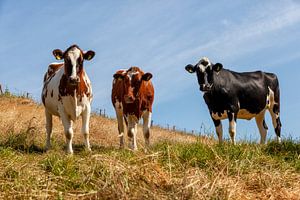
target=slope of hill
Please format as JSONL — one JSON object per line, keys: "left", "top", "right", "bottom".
{"left": 0, "top": 95, "right": 299, "bottom": 199}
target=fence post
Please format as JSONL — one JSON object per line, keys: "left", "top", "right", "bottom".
{"left": 151, "top": 120, "right": 153, "bottom": 127}
{"left": 0, "top": 84, "right": 2, "bottom": 95}
{"left": 172, "top": 126, "right": 176, "bottom": 131}
{"left": 99, "top": 109, "right": 102, "bottom": 116}
{"left": 103, "top": 109, "right": 106, "bottom": 117}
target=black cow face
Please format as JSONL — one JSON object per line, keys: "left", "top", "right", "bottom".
{"left": 185, "top": 57, "right": 223, "bottom": 92}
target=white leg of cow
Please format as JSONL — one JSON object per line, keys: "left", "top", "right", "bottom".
{"left": 127, "top": 115, "right": 138, "bottom": 150}
{"left": 81, "top": 104, "right": 91, "bottom": 151}
{"left": 142, "top": 111, "right": 152, "bottom": 148}
{"left": 45, "top": 110, "right": 53, "bottom": 151}
{"left": 61, "top": 113, "right": 74, "bottom": 154}
{"left": 255, "top": 111, "right": 268, "bottom": 144}
{"left": 115, "top": 102, "right": 125, "bottom": 148}
{"left": 212, "top": 119, "right": 223, "bottom": 144}
{"left": 228, "top": 112, "right": 236, "bottom": 145}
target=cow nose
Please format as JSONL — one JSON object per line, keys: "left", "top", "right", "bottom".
{"left": 200, "top": 84, "right": 211, "bottom": 91}
{"left": 68, "top": 76, "right": 80, "bottom": 85}
{"left": 124, "top": 95, "right": 135, "bottom": 103}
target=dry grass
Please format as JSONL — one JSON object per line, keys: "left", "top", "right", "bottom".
{"left": 0, "top": 95, "right": 299, "bottom": 199}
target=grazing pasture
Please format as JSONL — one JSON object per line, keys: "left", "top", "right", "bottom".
{"left": 0, "top": 94, "right": 299, "bottom": 199}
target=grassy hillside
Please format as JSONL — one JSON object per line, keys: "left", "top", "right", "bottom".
{"left": 0, "top": 94, "right": 299, "bottom": 199}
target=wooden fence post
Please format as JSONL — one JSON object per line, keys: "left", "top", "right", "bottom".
{"left": 0, "top": 84, "right": 3, "bottom": 95}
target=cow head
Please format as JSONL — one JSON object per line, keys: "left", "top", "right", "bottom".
{"left": 113, "top": 67, "right": 152, "bottom": 104}
{"left": 53, "top": 45, "right": 95, "bottom": 86}
{"left": 185, "top": 57, "right": 223, "bottom": 92}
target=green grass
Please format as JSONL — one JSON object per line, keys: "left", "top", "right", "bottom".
{"left": 0, "top": 123, "right": 299, "bottom": 199}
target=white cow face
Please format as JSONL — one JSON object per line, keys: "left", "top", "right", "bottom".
{"left": 52, "top": 45, "right": 95, "bottom": 86}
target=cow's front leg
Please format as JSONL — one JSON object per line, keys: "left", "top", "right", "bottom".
{"left": 142, "top": 111, "right": 152, "bottom": 148}
{"left": 228, "top": 111, "right": 237, "bottom": 145}
{"left": 61, "top": 114, "right": 74, "bottom": 154}
{"left": 82, "top": 104, "right": 91, "bottom": 151}
{"left": 115, "top": 101, "right": 125, "bottom": 148}
{"left": 45, "top": 110, "right": 53, "bottom": 151}
{"left": 212, "top": 118, "right": 223, "bottom": 144}
{"left": 127, "top": 115, "right": 138, "bottom": 150}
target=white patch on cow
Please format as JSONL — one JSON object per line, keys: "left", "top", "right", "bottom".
{"left": 67, "top": 47, "right": 81, "bottom": 79}
{"left": 127, "top": 70, "right": 140, "bottom": 80}
{"left": 197, "top": 57, "right": 212, "bottom": 72}
{"left": 127, "top": 114, "right": 138, "bottom": 150}
{"left": 142, "top": 110, "right": 152, "bottom": 147}
{"left": 228, "top": 113, "right": 236, "bottom": 144}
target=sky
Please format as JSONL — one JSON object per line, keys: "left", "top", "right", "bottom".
{"left": 1, "top": 0, "right": 300, "bottom": 142}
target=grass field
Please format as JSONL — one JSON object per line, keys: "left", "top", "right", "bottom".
{"left": 0, "top": 94, "right": 299, "bottom": 199}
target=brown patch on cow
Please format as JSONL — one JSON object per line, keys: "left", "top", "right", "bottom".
{"left": 59, "top": 70, "right": 90, "bottom": 100}
{"left": 44, "top": 63, "right": 64, "bottom": 82}
{"left": 111, "top": 67, "right": 154, "bottom": 119}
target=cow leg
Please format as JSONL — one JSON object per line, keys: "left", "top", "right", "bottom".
{"left": 45, "top": 110, "right": 53, "bottom": 151}
{"left": 127, "top": 115, "right": 138, "bottom": 150}
{"left": 115, "top": 102, "right": 125, "bottom": 148}
{"left": 228, "top": 112, "right": 237, "bottom": 145}
{"left": 81, "top": 104, "right": 91, "bottom": 151}
{"left": 212, "top": 118, "right": 223, "bottom": 144}
{"left": 255, "top": 111, "right": 268, "bottom": 144}
{"left": 269, "top": 106, "right": 282, "bottom": 143}
{"left": 61, "top": 114, "right": 74, "bottom": 154}
{"left": 142, "top": 111, "right": 152, "bottom": 148}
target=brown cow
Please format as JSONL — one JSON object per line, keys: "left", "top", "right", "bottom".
{"left": 111, "top": 67, "right": 154, "bottom": 150}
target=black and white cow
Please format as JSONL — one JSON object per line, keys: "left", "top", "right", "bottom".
{"left": 185, "top": 57, "right": 281, "bottom": 144}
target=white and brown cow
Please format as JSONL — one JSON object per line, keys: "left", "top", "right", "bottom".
{"left": 112, "top": 67, "right": 154, "bottom": 150}
{"left": 42, "top": 45, "right": 95, "bottom": 153}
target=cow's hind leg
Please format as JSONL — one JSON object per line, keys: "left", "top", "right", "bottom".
{"left": 255, "top": 110, "right": 268, "bottom": 144}
{"left": 269, "top": 105, "right": 282, "bottom": 143}
{"left": 115, "top": 101, "right": 125, "bottom": 148}
{"left": 228, "top": 112, "right": 237, "bottom": 145}
{"left": 142, "top": 111, "right": 152, "bottom": 148}
{"left": 45, "top": 110, "right": 53, "bottom": 151}
{"left": 212, "top": 118, "right": 223, "bottom": 144}
{"left": 82, "top": 104, "right": 91, "bottom": 151}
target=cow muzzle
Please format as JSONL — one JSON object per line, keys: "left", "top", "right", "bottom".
{"left": 200, "top": 84, "right": 213, "bottom": 92}
{"left": 124, "top": 95, "right": 135, "bottom": 104}
{"left": 68, "top": 76, "right": 80, "bottom": 85}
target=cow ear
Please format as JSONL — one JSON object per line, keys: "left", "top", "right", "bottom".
{"left": 113, "top": 73, "right": 124, "bottom": 80}
{"left": 142, "top": 73, "right": 152, "bottom": 81}
{"left": 213, "top": 63, "right": 223, "bottom": 72}
{"left": 84, "top": 50, "right": 95, "bottom": 61}
{"left": 185, "top": 64, "right": 195, "bottom": 73}
{"left": 53, "top": 49, "right": 63, "bottom": 60}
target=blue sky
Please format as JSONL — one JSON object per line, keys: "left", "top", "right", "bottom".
{"left": 1, "top": 0, "right": 300, "bottom": 141}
